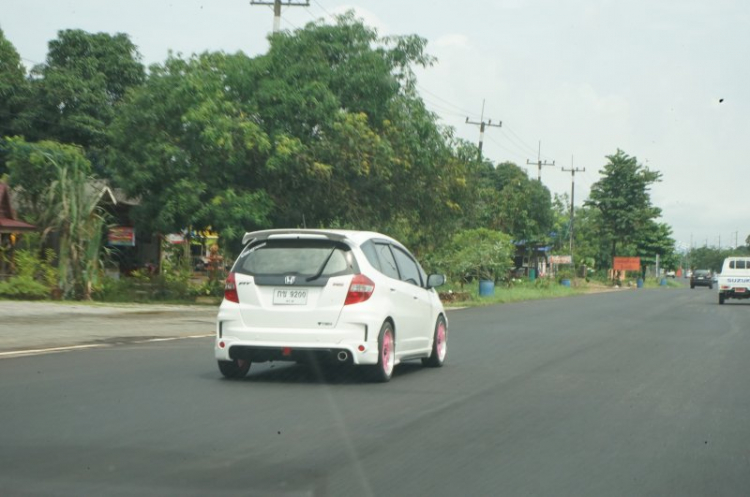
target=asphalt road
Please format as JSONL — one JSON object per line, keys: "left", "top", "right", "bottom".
{"left": 1, "top": 285, "right": 748, "bottom": 496}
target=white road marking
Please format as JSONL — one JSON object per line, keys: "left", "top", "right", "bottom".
{"left": 0, "top": 334, "right": 215, "bottom": 359}
{"left": 0, "top": 343, "right": 108, "bottom": 358}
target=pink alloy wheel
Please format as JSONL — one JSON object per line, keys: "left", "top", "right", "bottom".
{"left": 436, "top": 321, "right": 447, "bottom": 361}
{"left": 382, "top": 330, "right": 394, "bottom": 375}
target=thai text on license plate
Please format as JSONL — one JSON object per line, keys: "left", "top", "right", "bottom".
{"left": 273, "top": 288, "right": 308, "bottom": 305}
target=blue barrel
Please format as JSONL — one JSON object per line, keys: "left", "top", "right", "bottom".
{"left": 478, "top": 279, "right": 495, "bottom": 296}
{"left": 561, "top": 278, "right": 571, "bottom": 287}
{"left": 660, "top": 278, "right": 667, "bottom": 286}
{"left": 636, "top": 278, "right": 644, "bottom": 288}
{"left": 529, "top": 269, "right": 536, "bottom": 281}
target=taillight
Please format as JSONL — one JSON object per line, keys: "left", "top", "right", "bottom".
{"left": 345, "top": 274, "right": 375, "bottom": 305}
{"left": 224, "top": 272, "right": 239, "bottom": 303}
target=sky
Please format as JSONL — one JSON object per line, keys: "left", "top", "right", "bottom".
{"left": 2, "top": 0, "right": 749, "bottom": 250}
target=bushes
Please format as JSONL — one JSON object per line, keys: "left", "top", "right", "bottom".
{"left": 0, "top": 276, "right": 50, "bottom": 300}
{"left": 0, "top": 249, "right": 59, "bottom": 300}
{"left": 93, "top": 272, "right": 196, "bottom": 302}
{"left": 433, "top": 228, "right": 515, "bottom": 287}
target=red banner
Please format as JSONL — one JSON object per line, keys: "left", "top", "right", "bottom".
{"left": 613, "top": 257, "right": 640, "bottom": 271}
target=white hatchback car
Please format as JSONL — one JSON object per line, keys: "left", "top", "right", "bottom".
{"left": 215, "top": 229, "right": 448, "bottom": 382}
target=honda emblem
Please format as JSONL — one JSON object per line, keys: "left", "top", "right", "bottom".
{"left": 285, "top": 275, "right": 296, "bottom": 285}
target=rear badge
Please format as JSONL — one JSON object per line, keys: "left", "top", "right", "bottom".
{"left": 285, "top": 275, "right": 296, "bottom": 285}
{"left": 317, "top": 322, "right": 333, "bottom": 327}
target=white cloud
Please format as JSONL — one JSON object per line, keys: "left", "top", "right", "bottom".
{"left": 576, "top": 84, "right": 630, "bottom": 117}
{"left": 434, "top": 34, "right": 470, "bottom": 49}
{"left": 332, "top": 5, "right": 388, "bottom": 36}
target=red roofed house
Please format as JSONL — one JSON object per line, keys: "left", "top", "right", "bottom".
{"left": 0, "top": 183, "right": 36, "bottom": 278}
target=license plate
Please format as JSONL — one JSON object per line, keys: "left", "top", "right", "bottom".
{"left": 273, "top": 288, "right": 308, "bottom": 305}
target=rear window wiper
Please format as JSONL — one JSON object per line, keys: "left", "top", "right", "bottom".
{"left": 306, "top": 248, "right": 337, "bottom": 282}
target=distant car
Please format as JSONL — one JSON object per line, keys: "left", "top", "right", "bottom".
{"left": 685, "top": 270, "right": 693, "bottom": 279}
{"left": 665, "top": 270, "right": 676, "bottom": 278}
{"left": 690, "top": 269, "right": 713, "bottom": 289}
{"left": 215, "top": 229, "right": 448, "bottom": 382}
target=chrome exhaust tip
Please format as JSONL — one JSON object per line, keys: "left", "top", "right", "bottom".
{"left": 336, "top": 350, "right": 349, "bottom": 362}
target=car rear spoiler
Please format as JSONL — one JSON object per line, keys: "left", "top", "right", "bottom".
{"left": 242, "top": 229, "right": 350, "bottom": 246}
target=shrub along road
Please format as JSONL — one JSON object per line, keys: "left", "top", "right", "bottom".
{"left": 0, "top": 284, "right": 746, "bottom": 496}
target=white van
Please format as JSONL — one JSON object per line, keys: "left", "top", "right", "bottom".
{"left": 717, "top": 257, "right": 750, "bottom": 304}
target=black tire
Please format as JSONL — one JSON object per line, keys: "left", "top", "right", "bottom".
{"left": 708, "top": 284, "right": 713, "bottom": 290}
{"left": 422, "top": 315, "right": 447, "bottom": 368}
{"left": 218, "top": 358, "right": 251, "bottom": 379}
{"left": 719, "top": 293, "right": 725, "bottom": 305}
{"left": 690, "top": 284, "right": 695, "bottom": 289}
{"left": 370, "top": 321, "right": 395, "bottom": 383}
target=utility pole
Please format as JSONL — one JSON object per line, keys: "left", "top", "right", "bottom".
{"left": 561, "top": 156, "right": 585, "bottom": 258}
{"left": 526, "top": 141, "right": 555, "bottom": 181}
{"left": 465, "top": 99, "right": 501, "bottom": 161}
{"left": 250, "top": 0, "right": 309, "bottom": 33}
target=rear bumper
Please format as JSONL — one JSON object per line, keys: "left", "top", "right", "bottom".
{"left": 215, "top": 300, "right": 384, "bottom": 365}
{"left": 215, "top": 337, "right": 379, "bottom": 365}
{"left": 719, "top": 289, "right": 750, "bottom": 299}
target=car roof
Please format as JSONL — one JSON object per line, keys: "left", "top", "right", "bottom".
{"left": 241, "top": 229, "right": 399, "bottom": 247}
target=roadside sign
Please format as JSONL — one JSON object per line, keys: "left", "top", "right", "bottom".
{"left": 107, "top": 226, "right": 135, "bottom": 246}
{"left": 613, "top": 257, "right": 640, "bottom": 271}
{"left": 549, "top": 255, "right": 572, "bottom": 264}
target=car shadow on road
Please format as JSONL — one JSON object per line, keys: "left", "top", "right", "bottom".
{"left": 225, "top": 361, "right": 428, "bottom": 385}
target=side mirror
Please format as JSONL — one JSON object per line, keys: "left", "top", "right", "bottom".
{"left": 427, "top": 274, "right": 446, "bottom": 288}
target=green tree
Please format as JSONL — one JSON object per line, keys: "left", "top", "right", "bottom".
{"left": 438, "top": 228, "right": 515, "bottom": 284}
{"left": 6, "top": 138, "right": 106, "bottom": 299}
{"left": 571, "top": 205, "right": 611, "bottom": 270}
{"left": 585, "top": 149, "right": 662, "bottom": 264}
{"left": 20, "top": 29, "right": 145, "bottom": 158}
{"left": 109, "top": 52, "right": 273, "bottom": 247}
{"left": 636, "top": 220, "right": 678, "bottom": 273}
{"left": 5, "top": 136, "right": 92, "bottom": 222}
{"left": 0, "top": 28, "right": 30, "bottom": 175}
{"left": 0, "top": 28, "right": 28, "bottom": 140}
{"left": 474, "top": 161, "right": 554, "bottom": 243}
{"left": 108, "top": 15, "right": 464, "bottom": 255}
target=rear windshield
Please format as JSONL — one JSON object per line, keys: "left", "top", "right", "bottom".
{"left": 233, "top": 240, "right": 356, "bottom": 277}
{"left": 729, "top": 260, "right": 748, "bottom": 269}
{"left": 694, "top": 270, "right": 710, "bottom": 276}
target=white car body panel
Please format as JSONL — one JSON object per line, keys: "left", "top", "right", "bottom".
{"left": 215, "top": 229, "right": 446, "bottom": 367}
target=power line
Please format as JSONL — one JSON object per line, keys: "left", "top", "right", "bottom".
{"left": 250, "top": 0, "right": 309, "bottom": 33}
{"left": 21, "top": 57, "right": 42, "bottom": 66}
{"left": 303, "top": 5, "right": 321, "bottom": 21}
{"left": 526, "top": 141, "right": 555, "bottom": 182}
{"left": 312, "top": 0, "right": 334, "bottom": 19}
{"left": 562, "top": 156, "right": 585, "bottom": 258}
{"left": 420, "top": 97, "right": 469, "bottom": 119}
{"left": 485, "top": 134, "right": 527, "bottom": 162}
{"left": 465, "top": 99, "right": 501, "bottom": 161}
{"left": 416, "top": 84, "right": 478, "bottom": 117}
